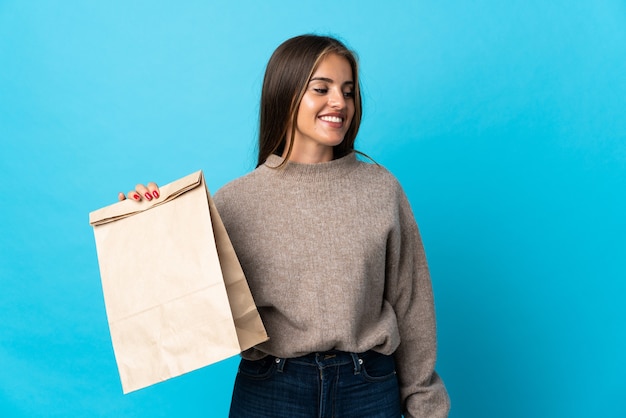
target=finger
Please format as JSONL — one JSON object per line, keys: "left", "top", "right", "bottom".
{"left": 128, "top": 190, "right": 142, "bottom": 201}
{"left": 135, "top": 184, "right": 153, "bottom": 201}
{"left": 147, "top": 182, "right": 160, "bottom": 199}
{"left": 118, "top": 192, "right": 126, "bottom": 201}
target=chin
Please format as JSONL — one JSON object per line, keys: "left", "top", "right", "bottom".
{"left": 326, "top": 136, "right": 346, "bottom": 147}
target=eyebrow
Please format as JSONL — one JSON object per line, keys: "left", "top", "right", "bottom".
{"left": 309, "top": 77, "right": 354, "bottom": 86}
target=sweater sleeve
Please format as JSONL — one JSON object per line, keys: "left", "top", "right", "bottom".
{"left": 386, "top": 186, "right": 450, "bottom": 418}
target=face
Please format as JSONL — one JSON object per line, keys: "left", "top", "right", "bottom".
{"left": 290, "top": 53, "right": 356, "bottom": 162}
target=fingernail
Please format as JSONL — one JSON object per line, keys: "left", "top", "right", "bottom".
{"left": 133, "top": 194, "right": 140, "bottom": 200}
{"left": 152, "top": 191, "right": 159, "bottom": 199}
{"left": 145, "top": 192, "right": 153, "bottom": 201}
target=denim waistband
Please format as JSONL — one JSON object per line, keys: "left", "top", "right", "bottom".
{"left": 272, "top": 350, "right": 386, "bottom": 374}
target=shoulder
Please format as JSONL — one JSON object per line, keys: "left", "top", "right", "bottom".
{"left": 212, "top": 167, "right": 262, "bottom": 214}
{"left": 213, "top": 167, "right": 274, "bottom": 233}
{"left": 214, "top": 165, "right": 266, "bottom": 201}
{"left": 352, "top": 157, "right": 419, "bottom": 224}
{"left": 353, "top": 156, "right": 406, "bottom": 197}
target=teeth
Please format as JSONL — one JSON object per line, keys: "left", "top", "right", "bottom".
{"left": 320, "top": 116, "right": 342, "bottom": 123}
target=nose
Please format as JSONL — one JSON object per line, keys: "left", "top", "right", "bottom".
{"left": 328, "top": 88, "right": 346, "bottom": 109}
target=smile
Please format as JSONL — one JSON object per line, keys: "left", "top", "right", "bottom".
{"left": 319, "top": 115, "right": 343, "bottom": 123}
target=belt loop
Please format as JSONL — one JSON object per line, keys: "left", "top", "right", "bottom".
{"left": 350, "top": 352, "right": 362, "bottom": 375}
{"left": 275, "top": 357, "right": 286, "bottom": 373}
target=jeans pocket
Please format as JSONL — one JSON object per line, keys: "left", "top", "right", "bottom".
{"left": 360, "top": 353, "right": 397, "bottom": 383}
{"left": 237, "top": 357, "right": 277, "bottom": 380}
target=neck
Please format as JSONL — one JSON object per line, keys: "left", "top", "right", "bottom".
{"left": 283, "top": 143, "right": 334, "bottom": 164}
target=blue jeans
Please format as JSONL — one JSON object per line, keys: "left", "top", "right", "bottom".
{"left": 229, "top": 350, "right": 402, "bottom": 418}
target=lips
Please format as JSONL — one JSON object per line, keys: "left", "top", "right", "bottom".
{"left": 318, "top": 113, "right": 347, "bottom": 129}
{"left": 319, "top": 115, "right": 343, "bottom": 123}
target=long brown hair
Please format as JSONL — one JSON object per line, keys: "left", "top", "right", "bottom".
{"left": 257, "top": 35, "right": 362, "bottom": 167}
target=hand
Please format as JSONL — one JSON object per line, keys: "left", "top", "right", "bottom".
{"left": 118, "top": 182, "right": 160, "bottom": 202}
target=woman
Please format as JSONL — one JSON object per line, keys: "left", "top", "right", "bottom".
{"left": 121, "top": 34, "right": 450, "bottom": 418}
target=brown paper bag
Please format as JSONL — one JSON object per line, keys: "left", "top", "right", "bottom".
{"left": 89, "top": 170, "right": 268, "bottom": 394}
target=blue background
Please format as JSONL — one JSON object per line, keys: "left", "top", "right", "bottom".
{"left": 1, "top": 1, "right": 625, "bottom": 417}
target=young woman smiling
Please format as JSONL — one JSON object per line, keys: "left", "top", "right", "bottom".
{"left": 119, "top": 34, "right": 450, "bottom": 418}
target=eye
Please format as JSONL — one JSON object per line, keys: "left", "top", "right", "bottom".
{"left": 313, "top": 88, "right": 328, "bottom": 94}
{"left": 343, "top": 91, "right": 355, "bottom": 99}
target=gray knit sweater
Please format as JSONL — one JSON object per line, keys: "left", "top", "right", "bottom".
{"left": 213, "top": 152, "right": 450, "bottom": 418}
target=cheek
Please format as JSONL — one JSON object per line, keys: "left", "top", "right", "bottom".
{"left": 296, "top": 99, "right": 313, "bottom": 125}
{"left": 346, "top": 103, "right": 356, "bottom": 125}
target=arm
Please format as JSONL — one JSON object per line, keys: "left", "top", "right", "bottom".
{"left": 386, "top": 188, "right": 450, "bottom": 418}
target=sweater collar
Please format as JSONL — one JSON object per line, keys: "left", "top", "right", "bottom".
{"left": 262, "top": 152, "right": 359, "bottom": 182}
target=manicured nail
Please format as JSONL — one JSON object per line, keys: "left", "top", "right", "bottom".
{"left": 152, "top": 191, "right": 159, "bottom": 199}
{"left": 133, "top": 194, "right": 140, "bottom": 201}
{"left": 144, "top": 192, "right": 153, "bottom": 201}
